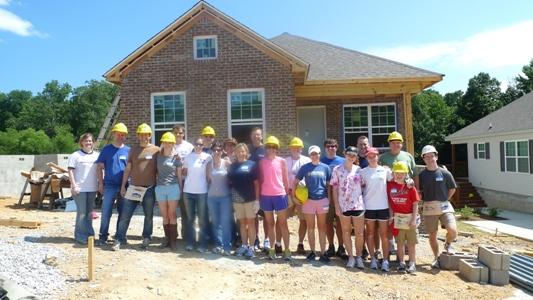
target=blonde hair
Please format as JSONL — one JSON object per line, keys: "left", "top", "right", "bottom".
{"left": 234, "top": 143, "right": 249, "bottom": 156}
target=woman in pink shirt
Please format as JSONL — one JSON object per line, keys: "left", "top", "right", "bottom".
{"left": 259, "top": 136, "right": 290, "bottom": 261}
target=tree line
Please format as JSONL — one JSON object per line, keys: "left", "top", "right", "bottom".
{"left": 0, "top": 60, "right": 531, "bottom": 155}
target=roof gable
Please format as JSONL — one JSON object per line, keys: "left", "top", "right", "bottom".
{"left": 446, "top": 91, "right": 533, "bottom": 141}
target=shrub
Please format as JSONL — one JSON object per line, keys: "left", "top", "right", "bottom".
{"left": 487, "top": 207, "right": 501, "bottom": 218}
{"left": 457, "top": 206, "right": 478, "bottom": 220}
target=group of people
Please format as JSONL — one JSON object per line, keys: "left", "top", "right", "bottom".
{"left": 67, "top": 123, "right": 459, "bottom": 273}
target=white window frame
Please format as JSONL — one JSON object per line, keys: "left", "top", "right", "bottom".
{"left": 504, "top": 140, "right": 530, "bottom": 173}
{"left": 477, "top": 143, "right": 486, "bottom": 159}
{"left": 150, "top": 91, "right": 187, "bottom": 144}
{"left": 227, "top": 88, "right": 266, "bottom": 138}
{"left": 342, "top": 103, "right": 397, "bottom": 149}
{"left": 193, "top": 35, "right": 218, "bottom": 60}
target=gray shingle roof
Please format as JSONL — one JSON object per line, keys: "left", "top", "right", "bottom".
{"left": 446, "top": 91, "right": 533, "bottom": 141}
{"left": 269, "top": 33, "right": 443, "bottom": 82}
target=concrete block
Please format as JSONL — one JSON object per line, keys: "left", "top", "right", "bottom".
{"left": 439, "top": 252, "right": 477, "bottom": 270}
{"left": 489, "top": 269, "right": 510, "bottom": 286}
{"left": 459, "top": 259, "right": 489, "bottom": 283}
{"left": 478, "top": 245, "right": 510, "bottom": 270}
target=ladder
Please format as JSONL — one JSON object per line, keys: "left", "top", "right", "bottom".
{"left": 95, "top": 93, "right": 121, "bottom": 150}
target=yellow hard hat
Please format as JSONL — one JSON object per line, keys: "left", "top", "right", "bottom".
{"left": 136, "top": 123, "right": 152, "bottom": 134}
{"left": 201, "top": 126, "right": 216, "bottom": 137}
{"left": 387, "top": 131, "right": 404, "bottom": 142}
{"left": 265, "top": 135, "right": 280, "bottom": 148}
{"left": 294, "top": 186, "right": 308, "bottom": 205}
{"left": 289, "top": 137, "right": 304, "bottom": 148}
{"left": 392, "top": 161, "right": 409, "bottom": 173}
{"left": 111, "top": 122, "right": 128, "bottom": 134}
{"left": 160, "top": 132, "right": 176, "bottom": 144}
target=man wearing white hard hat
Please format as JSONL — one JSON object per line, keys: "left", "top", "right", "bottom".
{"left": 418, "top": 145, "right": 458, "bottom": 269}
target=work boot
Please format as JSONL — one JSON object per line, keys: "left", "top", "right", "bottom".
{"left": 169, "top": 224, "right": 178, "bottom": 251}
{"left": 160, "top": 224, "right": 170, "bottom": 248}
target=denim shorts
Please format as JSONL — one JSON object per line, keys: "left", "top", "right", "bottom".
{"left": 155, "top": 184, "right": 180, "bottom": 202}
{"left": 259, "top": 195, "right": 289, "bottom": 212}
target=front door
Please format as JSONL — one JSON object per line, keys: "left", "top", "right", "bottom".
{"left": 297, "top": 106, "right": 326, "bottom": 153}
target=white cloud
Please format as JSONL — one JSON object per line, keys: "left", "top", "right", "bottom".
{"left": 0, "top": 0, "right": 10, "bottom": 6}
{"left": 370, "top": 20, "right": 533, "bottom": 69}
{"left": 0, "top": 1, "right": 44, "bottom": 37}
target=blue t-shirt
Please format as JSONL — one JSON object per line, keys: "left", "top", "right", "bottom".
{"left": 95, "top": 144, "right": 130, "bottom": 187}
{"left": 296, "top": 162, "right": 331, "bottom": 200}
{"left": 228, "top": 160, "right": 258, "bottom": 202}
{"left": 358, "top": 156, "right": 369, "bottom": 168}
{"left": 248, "top": 144, "right": 266, "bottom": 164}
{"left": 320, "top": 155, "right": 345, "bottom": 172}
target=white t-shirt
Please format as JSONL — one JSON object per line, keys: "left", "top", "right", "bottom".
{"left": 360, "top": 165, "right": 392, "bottom": 210}
{"left": 68, "top": 150, "right": 99, "bottom": 192}
{"left": 285, "top": 155, "right": 311, "bottom": 187}
{"left": 172, "top": 140, "right": 194, "bottom": 162}
{"left": 183, "top": 152, "right": 211, "bottom": 194}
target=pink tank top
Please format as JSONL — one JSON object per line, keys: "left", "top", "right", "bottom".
{"left": 260, "top": 156, "right": 286, "bottom": 196}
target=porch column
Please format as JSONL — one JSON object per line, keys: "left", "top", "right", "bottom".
{"left": 451, "top": 143, "right": 456, "bottom": 173}
{"left": 402, "top": 92, "right": 415, "bottom": 154}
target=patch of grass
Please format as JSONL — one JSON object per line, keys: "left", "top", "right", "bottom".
{"left": 456, "top": 206, "right": 479, "bottom": 220}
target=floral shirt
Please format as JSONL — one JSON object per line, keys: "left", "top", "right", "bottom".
{"left": 330, "top": 164, "right": 364, "bottom": 212}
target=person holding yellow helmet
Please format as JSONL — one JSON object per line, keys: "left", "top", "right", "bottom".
{"left": 259, "top": 135, "right": 291, "bottom": 260}
{"left": 284, "top": 137, "right": 311, "bottom": 255}
{"left": 114, "top": 123, "right": 160, "bottom": 251}
{"left": 155, "top": 132, "right": 183, "bottom": 251}
{"left": 95, "top": 122, "right": 130, "bottom": 246}
{"left": 201, "top": 126, "right": 216, "bottom": 154}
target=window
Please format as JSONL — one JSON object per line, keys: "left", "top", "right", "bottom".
{"left": 343, "top": 104, "right": 396, "bottom": 148}
{"left": 505, "top": 141, "right": 529, "bottom": 173}
{"left": 193, "top": 35, "right": 217, "bottom": 60}
{"left": 477, "top": 143, "right": 486, "bottom": 159}
{"left": 228, "top": 89, "right": 264, "bottom": 143}
{"left": 151, "top": 92, "right": 186, "bottom": 145}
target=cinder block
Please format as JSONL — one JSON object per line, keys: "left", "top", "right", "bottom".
{"left": 439, "top": 252, "right": 477, "bottom": 270}
{"left": 478, "top": 245, "right": 511, "bottom": 270}
{"left": 459, "top": 259, "right": 489, "bottom": 283}
{"left": 489, "top": 269, "right": 510, "bottom": 286}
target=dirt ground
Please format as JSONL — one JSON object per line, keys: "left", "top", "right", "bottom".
{"left": 1, "top": 197, "right": 531, "bottom": 300}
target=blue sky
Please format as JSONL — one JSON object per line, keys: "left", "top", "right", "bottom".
{"left": 1, "top": 0, "right": 532, "bottom": 95}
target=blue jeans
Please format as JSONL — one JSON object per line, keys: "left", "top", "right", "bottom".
{"left": 99, "top": 185, "right": 123, "bottom": 242}
{"left": 183, "top": 193, "right": 208, "bottom": 249}
{"left": 207, "top": 195, "right": 233, "bottom": 251}
{"left": 73, "top": 192, "right": 96, "bottom": 243}
{"left": 115, "top": 186, "right": 156, "bottom": 243}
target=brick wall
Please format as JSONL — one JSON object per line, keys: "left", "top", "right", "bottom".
{"left": 118, "top": 16, "right": 296, "bottom": 147}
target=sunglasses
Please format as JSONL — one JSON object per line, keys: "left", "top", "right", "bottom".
{"left": 326, "top": 145, "right": 338, "bottom": 149}
{"left": 195, "top": 143, "right": 203, "bottom": 147}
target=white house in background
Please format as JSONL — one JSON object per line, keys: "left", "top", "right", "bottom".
{"left": 446, "top": 92, "right": 533, "bottom": 213}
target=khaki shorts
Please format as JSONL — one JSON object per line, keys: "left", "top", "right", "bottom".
{"left": 233, "top": 201, "right": 259, "bottom": 220}
{"left": 396, "top": 228, "right": 418, "bottom": 244}
{"left": 423, "top": 212, "right": 456, "bottom": 233}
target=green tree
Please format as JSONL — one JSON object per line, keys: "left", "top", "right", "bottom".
{"left": 0, "top": 90, "right": 33, "bottom": 131}
{"left": 0, "top": 129, "right": 20, "bottom": 154}
{"left": 411, "top": 90, "right": 453, "bottom": 158}
{"left": 51, "top": 125, "right": 77, "bottom": 153}
{"left": 516, "top": 58, "right": 533, "bottom": 94}
{"left": 457, "top": 73, "right": 503, "bottom": 127}
{"left": 18, "top": 129, "right": 54, "bottom": 154}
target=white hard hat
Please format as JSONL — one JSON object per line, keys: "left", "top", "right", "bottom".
{"left": 421, "top": 145, "right": 438, "bottom": 157}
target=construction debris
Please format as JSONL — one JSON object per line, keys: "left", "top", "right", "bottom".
{"left": 0, "top": 218, "right": 42, "bottom": 229}
{"left": 19, "top": 162, "right": 71, "bottom": 209}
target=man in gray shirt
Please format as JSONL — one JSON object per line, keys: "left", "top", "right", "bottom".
{"left": 418, "top": 145, "right": 457, "bottom": 269}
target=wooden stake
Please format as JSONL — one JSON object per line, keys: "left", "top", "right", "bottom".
{"left": 88, "top": 236, "right": 94, "bottom": 281}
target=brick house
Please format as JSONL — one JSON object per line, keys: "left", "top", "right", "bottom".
{"left": 104, "top": 1, "right": 443, "bottom": 153}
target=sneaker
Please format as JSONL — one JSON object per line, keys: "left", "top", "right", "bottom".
{"left": 221, "top": 249, "right": 231, "bottom": 256}
{"left": 431, "top": 258, "right": 440, "bottom": 269}
{"left": 111, "top": 241, "right": 121, "bottom": 251}
{"left": 355, "top": 256, "right": 365, "bottom": 270}
{"left": 319, "top": 254, "right": 331, "bottom": 264}
{"left": 275, "top": 244, "right": 283, "bottom": 256}
{"left": 95, "top": 239, "right": 106, "bottom": 247}
{"left": 306, "top": 251, "right": 317, "bottom": 261}
{"left": 374, "top": 250, "right": 382, "bottom": 259}
{"left": 197, "top": 247, "right": 206, "bottom": 253}
{"left": 346, "top": 256, "right": 356, "bottom": 268}
{"left": 263, "top": 239, "right": 271, "bottom": 252}
{"left": 235, "top": 245, "right": 247, "bottom": 257}
{"left": 141, "top": 238, "right": 150, "bottom": 249}
{"left": 398, "top": 262, "right": 406, "bottom": 273}
{"left": 283, "top": 249, "right": 292, "bottom": 261}
{"left": 336, "top": 245, "right": 348, "bottom": 260}
{"left": 362, "top": 248, "right": 369, "bottom": 260}
{"left": 444, "top": 242, "right": 455, "bottom": 255}
{"left": 185, "top": 245, "right": 194, "bottom": 252}
{"left": 253, "top": 237, "right": 260, "bottom": 251}
{"left": 212, "top": 247, "right": 222, "bottom": 254}
{"left": 407, "top": 262, "right": 416, "bottom": 273}
{"left": 244, "top": 246, "right": 255, "bottom": 259}
{"left": 325, "top": 245, "right": 335, "bottom": 257}
{"left": 381, "top": 260, "right": 390, "bottom": 272}
{"left": 268, "top": 248, "right": 276, "bottom": 260}
{"left": 370, "top": 257, "right": 378, "bottom": 270}
{"left": 296, "top": 243, "right": 306, "bottom": 255}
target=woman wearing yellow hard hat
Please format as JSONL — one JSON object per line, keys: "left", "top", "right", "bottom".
{"left": 155, "top": 132, "right": 183, "bottom": 251}
{"left": 259, "top": 135, "right": 292, "bottom": 261}
{"left": 284, "top": 137, "right": 311, "bottom": 255}
{"left": 331, "top": 146, "right": 365, "bottom": 269}
{"left": 201, "top": 126, "right": 216, "bottom": 154}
